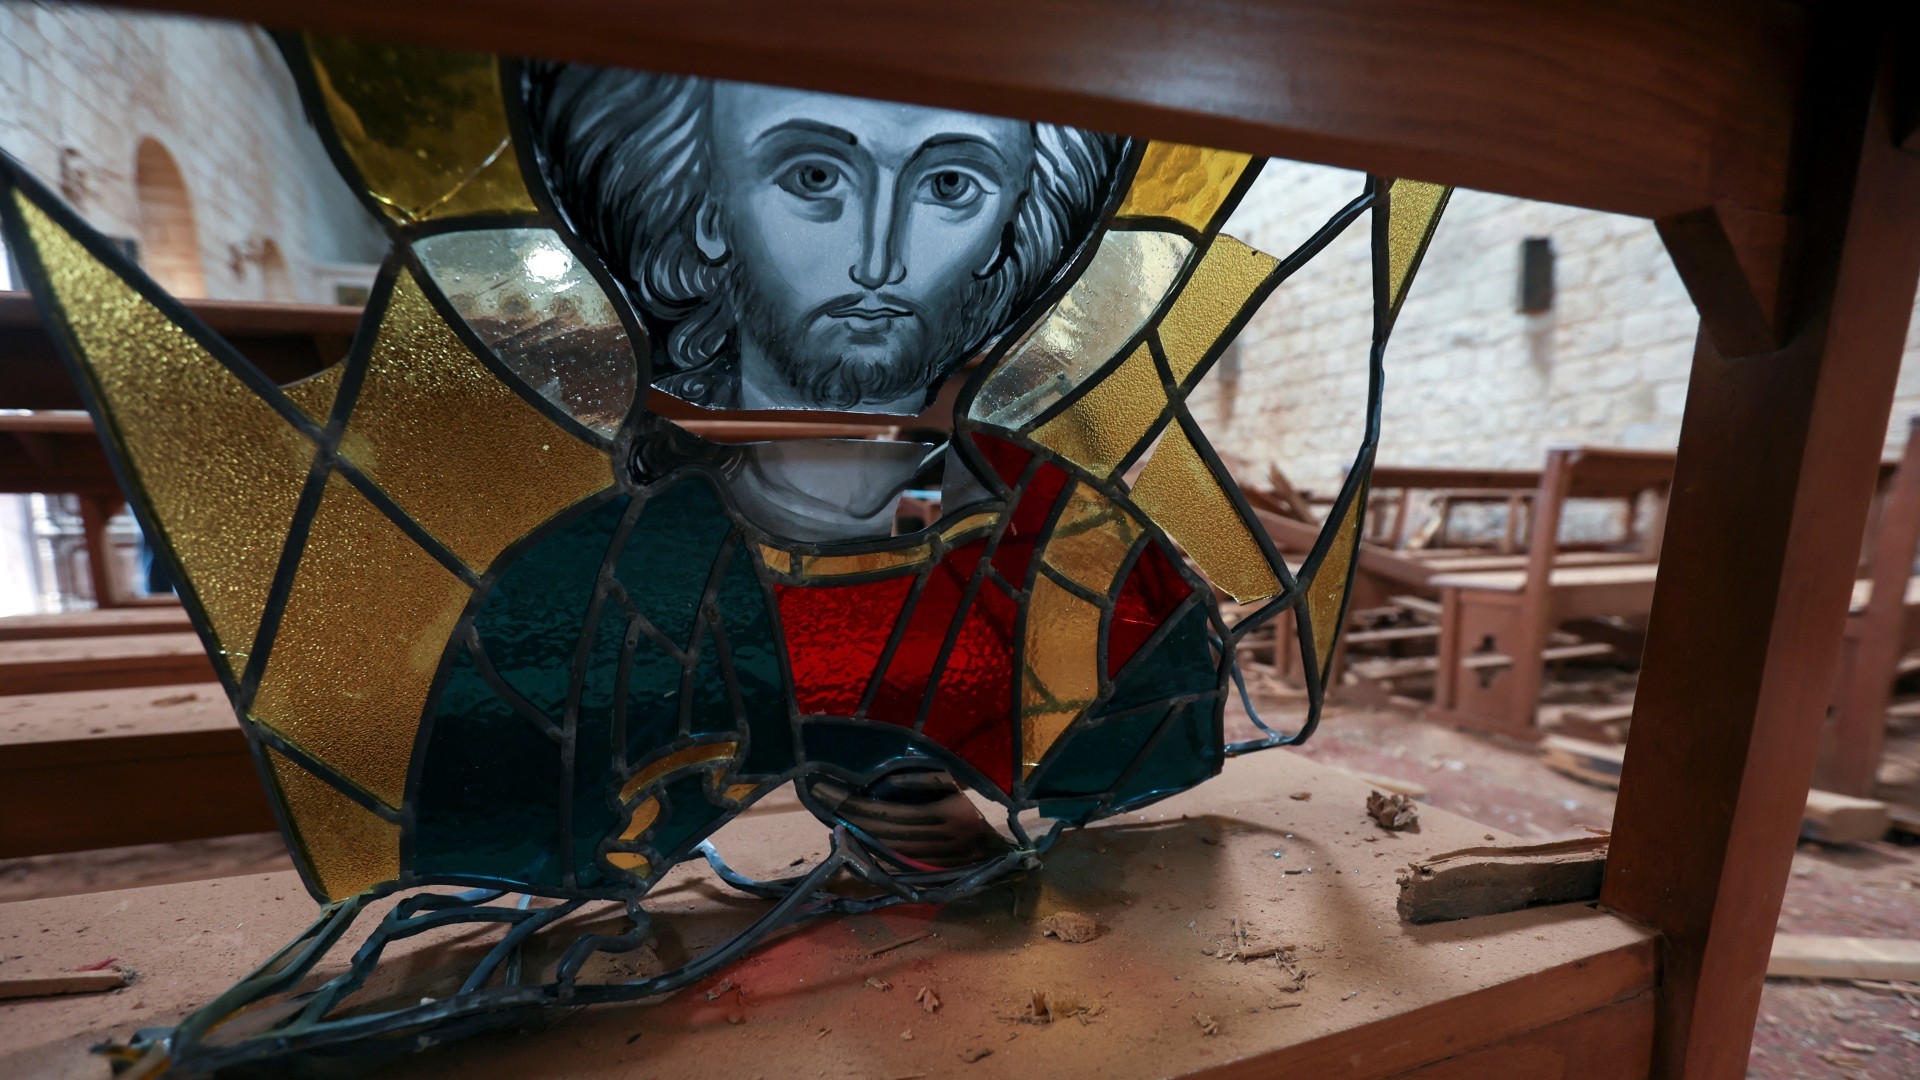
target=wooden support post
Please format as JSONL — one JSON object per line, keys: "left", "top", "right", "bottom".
{"left": 1601, "top": 27, "right": 1920, "bottom": 1080}
{"left": 1653, "top": 205, "right": 1790, "bottom": 359}
{"left": 1821, "top": 415, "right": 1920, "bottom": 794}
{"left": 76, "top": 495, "right": 122, "bottom": 609}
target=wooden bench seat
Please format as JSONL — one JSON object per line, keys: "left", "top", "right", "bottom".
{"left": 0, "top": 683, "right": 269, "bottom": 857}
{"left": 0, "top": 632, "right": 215, "bottom": 697}
{"left": 0, "top": 749, "right": 1655, "bottom": 1079}
{"left": 0, "top": 605, "right": 190, "bottom": 643}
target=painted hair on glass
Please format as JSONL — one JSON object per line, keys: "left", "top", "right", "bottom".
{"left": 0, "top": 31, "right": 1449, "bottom": 1076}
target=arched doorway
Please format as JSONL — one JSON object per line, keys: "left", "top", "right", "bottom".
{"left": 133, "top": 139, "right": 206, "bottom": 297}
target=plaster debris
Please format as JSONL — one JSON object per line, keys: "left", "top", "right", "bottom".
{"left": 1366, "top": 790, "right": 1420, "bottom": 831}
{"left": 1040, "top": 912, "right": 1098, "bottom": 943}
{"left": 917, "top": 986, "right": 941, "bottom": 1013}
{"left": 1194, "top": 1012, "right": 1219, "bottom": 1036}
{"left": 864, "top": 976, "right": 892, "bottom": 992}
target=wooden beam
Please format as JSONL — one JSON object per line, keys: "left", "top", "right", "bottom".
{"left": 107, "top": 0, "right": 1803, "bottom": 219}
{"left": 1397, "top": 835, "right": 1609, "bottom": 925}
{"left": 1655, "top": 206, "right": 1790, "bottom": 359}
{"left": 1600, "top": 20, "right": 1920, "bottom": 1079}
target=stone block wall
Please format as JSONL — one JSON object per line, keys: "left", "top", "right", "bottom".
{"left": 1203, "top": 161, "right": 1920, "bottom": 496}
{"left": 0, "top": 2, "right": 384, "bottom": 302}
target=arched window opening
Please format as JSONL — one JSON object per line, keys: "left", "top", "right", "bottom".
{"left": 133, "top": 139, "right": 206, "bottom": 297}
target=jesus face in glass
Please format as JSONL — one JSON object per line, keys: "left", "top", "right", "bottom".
{"left": 526, "top": 67, "right": 1122, "bottom": 414}
{"left": 706, "top": 87, "right": 1034, "bottom": 412}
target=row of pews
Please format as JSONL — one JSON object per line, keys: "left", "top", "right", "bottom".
{"left": 1240, "top": 431, "right": 1920, "bottom": 802}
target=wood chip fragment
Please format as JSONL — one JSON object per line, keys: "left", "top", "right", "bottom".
{"left": 705, "top": 978, "right": 734, "bottom": 1000}
{"left": 917, "top": 986, "right": 941, "bottom": 1013}
{"left": 1195, "top": 1012, "right": 1219, "bottom": 1036}
{"left": 1366, "top": 790, "right": 1419, "bottom": 831}
{"left": 958, "top": 1048, "right": 993, "bottom": 1064}
{"left": 864, "top": 976, "right": 893, "bottom": 992}
{"left": 1040, "top": 912, "right": 1098, "bottom": 943}
{"left": 1289, "top": 791, "right": 1312, "bottom": 801}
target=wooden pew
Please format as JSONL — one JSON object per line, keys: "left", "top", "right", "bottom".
{"left": 1423, "top": 447, "right": 1675, "bottom": 739}
{"left": 1818, "top": 416, "right": 1920, "bottom": 796}
{"left": 0, "top": 633, "right": 216, "bottom": 697}
{"left": 0, "top": 604, "right": 190, "bottom": 642}
{"left": 0, "top": 683, "right": 269, "bottom": 857}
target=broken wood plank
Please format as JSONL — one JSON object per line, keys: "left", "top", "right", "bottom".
{"left": 1544, "top": 736, "right": 1890, "bottom": 843}
{"left": 1800, "top": 789, "right": 1892, "bottom": 845}
{"left": 1397, "top": 834, "right": 1609, "bottom": 924}
{"left": 1348, "top": 655, "right": 1440, "bottom": 681}
{"left": 1461, "top": 642, "right": 1615, "bottom": 672}
{"left": 0, "top": 969, "right": 129, "bottom": 1001}
{"left": 1388, "top": 595, "right": 1444, "bottom": 619}
{"left": 1344, "top": 625, "right": 1442, "bottom": 646}
{"left": 1560, "top": 702, "right": 1635, "bottom": 727}
{"left": 1768, "top": 935, "right": 1920, "bottom": 982}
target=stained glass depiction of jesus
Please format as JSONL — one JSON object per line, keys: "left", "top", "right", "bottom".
{"left": 0, "top": 31, "right": 1450, "bottom": 1071}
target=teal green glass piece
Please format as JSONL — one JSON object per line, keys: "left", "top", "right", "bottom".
{"left": 570, "top": 599, "right": 631, "bottom": 886}
{"left": 800, "top": 721, "right": 920, "bottom": 777}
{"left": 1100, "top": 603, "right": 1217, "bottom": 716}
{"left": 1108, "top": 703, "right": 1216, "bottom": 811}
{"left": 614, "top": 479, "right": 732, "bottom": 650}
{"left": 414, "top": 641, "right": 563, "bottom": 884}
{"left": 475, "top": 496, "right": 627, "bottom": 717}
{"left": 687, "top": 624, "right": 733, "bottom": 738}
{"left": 715, "top": 541, "right": 791, "bottom": 774}
{"left": 1030, "top": 706, "right": 1170, "bottom": 801}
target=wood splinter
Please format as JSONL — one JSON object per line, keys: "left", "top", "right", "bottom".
{"left": 1396, "top": 834, "right": 1609, "bottom": 924}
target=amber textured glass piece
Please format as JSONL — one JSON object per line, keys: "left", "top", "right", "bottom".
{"left": 266, "top": 748, "right": 400, "bottom": 901}
{"left": 283, "top": 363, "right": 345, "bottom": 423}
{"left": 304, "top": 35, "right": 536, "bottom": 223}
{"left": 14, "top": 193, "right": 311, "bottom": 678}
{"left": 339, "top": 271, "right": 611, "bottom": 572}
{"left": 1383, "top": 179, "right": 1452, "bottom": 326}
{"left": 799, "top": 545, "right": 932, "bottom": 580}
{"left": 604, "top": 851, "right": 650, "bottom": 874}
{"left": 1308, "top": 487, "right": 1365, "bottom": 679}
{"left": 1130, "top": 425, "right": 1281, "bottom": 603}
{"left": 1041, "top": 484, "right": 1140, "bottom": 593}
{"left": 252, "top": 474, "right": 471, "bottom": 808}
{"left": 1031, "top": 342, "right": 1169, "bottom": 478}
{"left": 616, "top": 742, "right": 741, "bottom": 802}
{"left": 1159, "top": 235, "right": 1279, "bottom": 385}
{"left": 1114, "top": 143, "right": 1253, "bottom": 231}
{"left": 969, "top": 229, "right": 1192, "bottom": 429}
{"left": 1021, "top": 574, "right": 1102, "bottom": 774}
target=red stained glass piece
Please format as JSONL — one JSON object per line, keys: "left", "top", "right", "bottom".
{"left": 776, "top": 573, "right": 915, "bottom": 716}
{"left": 990, "top": 461, "right": 1070, "bottom": 588}
{"left": 867, "top": 539, "right": 985, "bottom": 726}
{"left": 970, "top": 431, "right": 1032, "bottom": 489}
{"left": 1108, "top": 540, "right": 1192, "bottom": 677}
{"left": 920, "top": 578, "right": 1019, "bottom": 793}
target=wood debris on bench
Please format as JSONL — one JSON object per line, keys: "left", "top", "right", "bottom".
{"left": 1397, "top": 834, "right": 1609, "bottom": 924}
{"left": 1542, "top": 735, "right": 1891, "bottom": 844}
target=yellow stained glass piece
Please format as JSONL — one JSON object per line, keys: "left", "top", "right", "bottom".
{"left": 759, "top": 546, "right": 794, "bottom": 575}
{"left": 1115, "top": 143, "right": 1254, "bottom": 231}
{"left": 1159, "top": 235, "right": 1279, "bottom": 385}
{"left": 617, "top": 798, "right": 663, "bottom": 843}
{"left": 1031, "top": 342, "right": 1169, "bottom": 478}
{"left": 252, "top": 474, "right": 471, "bottom": 808}
{"left": 1129, "top": 425, "right": 1281, "bottom": 603}
{"left": 969, "top": 229, "right": 1193, "bottom": 428}
{"left": 799, "top": 544, "right": 932, "bottom": 580}
{"left": 304, "top": 35, "right": 536, "bottom": 224}
{"left": 937, "top": 511, "right": 999, "bottom": 544}
{"left": 340, "top": 271, "right": 610, "bottom": 572}
{"left": 1308, "top": 486, "right": 1365, "bottom": 679}
{"left": 1384, "top": 179, "right": 1452, "bottom": 325}
{"left": 1041, "top": 484, "right": 1140, "bottom": 593}
{"left": 617, "top": 741, "right": 740, "bottom": 802}
{"left": 605, "top": 852, "right": 651, "bottom": 874}
{"left": 723, "top": 783, "right": 758, "bottom": 802}
{"left": 14, "top": 193, "right": 312, "bottom": 677}
{"left": 1021, "top": 574, "right": 1102, "bottom": 774}
{"left": 283, "top": 363, "right": 345, "bottom": 423}
{"left": 266, "top": 748, "right": 400, "bottom": 901}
